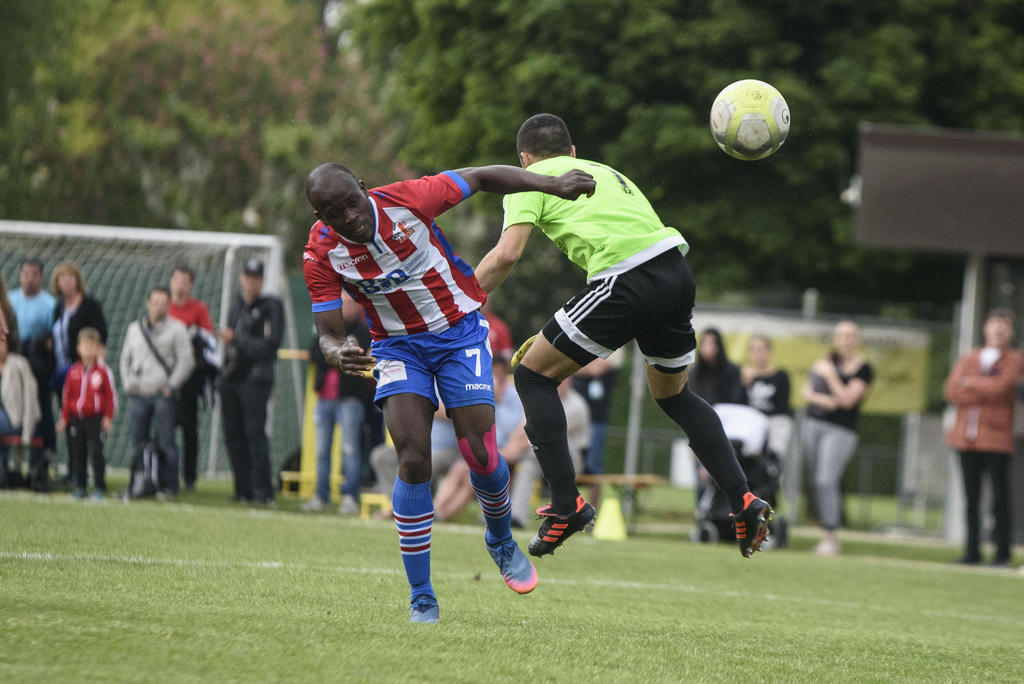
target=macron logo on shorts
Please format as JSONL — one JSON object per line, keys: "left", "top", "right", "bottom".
{"left": 464, "top": 382, "right": 492, "bottom": 391}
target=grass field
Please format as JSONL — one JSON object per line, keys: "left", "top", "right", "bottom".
{"left": 2, "top": 484, "right": 1022, "bottom": 682}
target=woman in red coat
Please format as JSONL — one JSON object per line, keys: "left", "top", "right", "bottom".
{"left": 944, "top": 309, "right": 1024, "bottom": 566}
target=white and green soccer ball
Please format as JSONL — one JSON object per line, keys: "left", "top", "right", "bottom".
{"left": 710, "top": 79, "right": 790, "bottom": 160}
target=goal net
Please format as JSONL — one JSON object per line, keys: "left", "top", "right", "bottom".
{"left": 0, "top": 219, "right": 303, "bottom": 478}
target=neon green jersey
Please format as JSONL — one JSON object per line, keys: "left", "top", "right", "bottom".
{"left": 502, "top": 156, "right": 687, "bottom": 281}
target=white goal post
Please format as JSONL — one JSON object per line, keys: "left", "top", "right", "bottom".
{"left": 0, "top": 219, "right": 303, "bottom": 478}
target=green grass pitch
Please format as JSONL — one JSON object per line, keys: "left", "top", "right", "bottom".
{"left": 2, "top": 489, "right": 1022, "bottom": 682}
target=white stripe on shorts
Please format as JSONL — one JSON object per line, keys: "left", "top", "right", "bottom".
{"left": 643, "top": 350, "right": 696, "bottom": 369}
{"left": 565, "top": 276, "right": 616, "bottom": 322}
{"left": 554, "top": 308, "right": 616, "bottom": 358}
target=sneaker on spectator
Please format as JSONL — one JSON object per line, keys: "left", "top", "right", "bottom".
{"left": 300, "top": 497, "right": 326, "bottom": 513}
{"left": 338, "top": 495, "right": 359, "bottom": 516}
{"left": 91, "top": 489, "right": 105, "bottom": 503}
{"left": 813, "top": 537, "right": 840, "bottom": 556}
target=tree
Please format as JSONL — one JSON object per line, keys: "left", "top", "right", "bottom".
{"left": 349, "top": 0, "right": 1024, "bottom": 334}
{"left": 1, "top": 0, "right": 404, "bottom": 256}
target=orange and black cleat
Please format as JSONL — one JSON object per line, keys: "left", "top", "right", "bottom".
{"left": 528, "top": 495, "right": 596, "bottom": 557}
{"left": 731, "top": 492, "right": 773, "bottom": 558}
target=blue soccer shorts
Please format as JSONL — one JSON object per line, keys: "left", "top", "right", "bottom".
{"left": 370, "top": 310, "right": 495, "bottom": 410}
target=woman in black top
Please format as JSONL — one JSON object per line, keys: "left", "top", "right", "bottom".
{"left": 689, "top": 328, "right": 745, "bottom": 503}
{"left": 801, "top": 321, "right": 873, "bottom": 556}
{"left": 742, "top": 335, "right": 790, "bottom": 416}
{"left": 50, "top": 262, "right": 107, "bottom": 392}
{"left": 689, "top": 328, "right": 745, "bottom": 405}
{"left": 741, "top": 334, "right": 792, "bottom": 458}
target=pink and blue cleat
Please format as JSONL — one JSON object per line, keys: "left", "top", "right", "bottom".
{"left": 487, "top": 538, "right": 538, "bottom": 594}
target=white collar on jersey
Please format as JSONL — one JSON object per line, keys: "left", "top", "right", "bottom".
{"left": 368, "top": 195, "right": 380, "bottom": 237}
{"left": 364, "top": 195, "right": 385, "bottom": 253}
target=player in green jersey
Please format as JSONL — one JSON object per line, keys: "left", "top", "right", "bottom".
{"left": 475, "top": 113, "right": 772, "bottom": 559}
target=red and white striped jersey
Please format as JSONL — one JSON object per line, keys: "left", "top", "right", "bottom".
{"left": 303, "top": 171, "right": 487, "bottom": 340}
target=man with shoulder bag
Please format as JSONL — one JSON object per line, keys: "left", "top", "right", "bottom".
{"left": 120, "top": 286, "right": 194, "bottom": 498}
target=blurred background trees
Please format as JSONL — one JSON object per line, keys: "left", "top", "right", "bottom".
{"left": 1, "top": 0, "right": 404, "bottom": 253}
{"left": 4, "top": 0, "right": 1024, "bottom": 338}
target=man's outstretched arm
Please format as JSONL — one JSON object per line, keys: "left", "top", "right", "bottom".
{"left": 455, "top": 165, "right": 595, "bottom": 200}
{"left": 475, "top": 223, "right": 532, "bottom": 293}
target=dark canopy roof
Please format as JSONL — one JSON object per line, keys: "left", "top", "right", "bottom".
{"left": 854, "top": 123, "right": 1024, "bottom": 256}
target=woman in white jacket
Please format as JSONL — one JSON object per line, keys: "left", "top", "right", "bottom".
{"left": 0, "top": 334, "right": 41, "bottom": 486}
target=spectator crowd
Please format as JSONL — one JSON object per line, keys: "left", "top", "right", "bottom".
{"left": 0, "top": 257, "right": 283, "bottom": 505}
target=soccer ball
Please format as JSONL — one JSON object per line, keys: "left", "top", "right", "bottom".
{"left": 710, "top": 79, "right": 790, "bottom": 160}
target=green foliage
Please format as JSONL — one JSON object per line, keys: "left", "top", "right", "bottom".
{"left": 351, "top": 0, "right": 1024, "bottom": 334}
{"left": 3, "top": 0, "right": 1022, "bottom": 334}
{"left": 1, "top": 0, "right": 403, "bottom": 257}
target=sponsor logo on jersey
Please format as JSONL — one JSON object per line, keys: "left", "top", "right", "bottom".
{"left": 335, "top": 253, "right": 371, "bottom": 271}
{"left": 352, "top": 269, "right": 410, "bottom": 294}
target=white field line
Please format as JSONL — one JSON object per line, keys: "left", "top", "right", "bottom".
{"left": 1, "top": 550, "right": 1021, "bottom": 627}
{"left": 1, "top": 491, "right": 1019, "bottom": 577}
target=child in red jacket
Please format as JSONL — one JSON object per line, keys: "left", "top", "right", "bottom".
{"left": 57, "top": 327, "right": 117, "bottom": 500}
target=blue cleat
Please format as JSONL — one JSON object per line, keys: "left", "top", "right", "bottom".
{"left": 410, "top": 594, "right": 439, "bottom": 624}
{"left": 487, "top": 538, "right": 538, "bottom": 594}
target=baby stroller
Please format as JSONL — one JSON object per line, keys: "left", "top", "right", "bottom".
{"left": 694, "top": 403, "right": 787, "bottom": 547}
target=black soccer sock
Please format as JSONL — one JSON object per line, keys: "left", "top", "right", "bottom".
{"left": 655, "top": 386, "right": 750, "bottom": 514}
{"left": 513, "top": 364, "right": 580, "bottom": 514}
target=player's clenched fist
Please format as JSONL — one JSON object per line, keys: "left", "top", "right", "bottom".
{"left": 549, "top": 169, "right": 596, "bottom": 200}
{"left": 325, "top": 334, "right": 375, "bottom": 377}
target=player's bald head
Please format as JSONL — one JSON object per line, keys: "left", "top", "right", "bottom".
{"left": 305, "top": 163, "right": 359, "bottom": 209}
{"left": 517, "top": 113, "right": 573, "bottom": 158}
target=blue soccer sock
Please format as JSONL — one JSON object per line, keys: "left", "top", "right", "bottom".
{"left": 392, "top": 478, "right": 434, "bottom": 602}
{"left": 469, "top": 456, "right": 513, "bottom": 547}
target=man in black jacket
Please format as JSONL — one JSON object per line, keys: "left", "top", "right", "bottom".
{"left": 218, "top": 259, "right": 284, "bottom": 504}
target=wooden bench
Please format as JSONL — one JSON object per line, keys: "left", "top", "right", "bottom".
{"left": 576, "top": 473, "right": 667, "bottom": 489}
{"left": 575, "top": 473, "right": 669, "bottom": 534}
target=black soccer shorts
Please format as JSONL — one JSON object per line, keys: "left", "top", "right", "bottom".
{"left": 541, "top": 246, "right": 697, "bottom": 372}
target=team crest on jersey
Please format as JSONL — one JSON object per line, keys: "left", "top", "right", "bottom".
{"left": 393, "top": 221, "right": 415, "bottom": 242}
